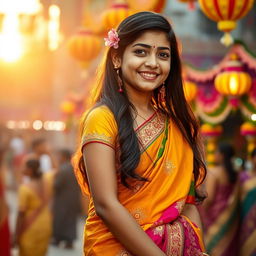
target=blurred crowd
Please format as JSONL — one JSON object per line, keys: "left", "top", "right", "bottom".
{"left": 0, "top": 128, "right": 85, "bottom": 256}
{"left": 1, "top": 128, "right": 256, "bottom": 256}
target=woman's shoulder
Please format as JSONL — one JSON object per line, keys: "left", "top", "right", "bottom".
{"left": 84, "top": 105, "right": 115, "bottom": 123}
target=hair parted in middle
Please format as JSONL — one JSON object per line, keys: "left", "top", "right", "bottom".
{"left": 76, "top": 11, "right": 206, "bottom": 194}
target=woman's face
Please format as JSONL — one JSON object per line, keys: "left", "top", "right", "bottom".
{"left": 119, "top": 30, "right": 171, "bottom": 94}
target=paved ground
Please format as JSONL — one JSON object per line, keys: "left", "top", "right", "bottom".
{"left": 6, "top": 189, "right": 85, "bottom": 256}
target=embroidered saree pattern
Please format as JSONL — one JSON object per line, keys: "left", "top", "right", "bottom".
{"left": 76, "top": 105, "right": 204, "bottom": 255}
{"left": 136, "top": 112, "right": 166, "bottom": 151}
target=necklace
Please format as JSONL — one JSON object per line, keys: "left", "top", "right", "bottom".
{"left": 136, "top": 112, "right": 149, "bottom": 121}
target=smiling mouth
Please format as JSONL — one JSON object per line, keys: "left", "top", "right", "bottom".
{"left": 138, "top": 72, "right": 159, "bottom": 80}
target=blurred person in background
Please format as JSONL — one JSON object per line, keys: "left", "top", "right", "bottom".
{"left": 13, "top": 158, "right": 52, "bottom": 256}
{"left": 21, "top": 138, "right": 57, "bottom": 197}
{"left": 200, "top": 142, "right": 239, "bottom": 256}
{"left": 52, "top": 149, "right": 81, "bottom": 249}
{"left": 0, "top": 147, "right": 11, "bottom": 256}
{"left": 238, "top": 148, "right": 256, "bottom": 256}
{"left": 29, "top": 138, "right": 56, "bottom": 173}
{"left": 9, "top": 133, "right": 27, "bottom": 188}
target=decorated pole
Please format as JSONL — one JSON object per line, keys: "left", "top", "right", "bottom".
{"left": 241, "top": 122, "right": 256, "bottom": 156}
{"left": 201, "top": 123, "right": 223, "bottom": 166}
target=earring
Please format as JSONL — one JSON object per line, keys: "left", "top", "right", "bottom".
{"left": 159, "top": 82, "right": 166, "bottom": 102}
{"left": 115, "top": 67, "right": 123, "bottom": 93}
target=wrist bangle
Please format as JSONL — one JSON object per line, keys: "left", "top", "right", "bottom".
{"left": 203, "top": 253, "right": 210, "bottom": 256}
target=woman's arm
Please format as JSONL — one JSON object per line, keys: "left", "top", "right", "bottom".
{"left": 13, "top": 211, "right": 25, "bottom": 246}
{"left": 83, "top": 143, "right": 165, "bottom": 256}
{"left": 182, "top": 204, "right": 203, "bottom": 231}
{"left": 202, "top": 170, "right": 218, "bottom": 210}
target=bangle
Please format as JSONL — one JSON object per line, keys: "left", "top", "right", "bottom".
{"left": 203, "top": 253, "right": 210, "bottom": 256}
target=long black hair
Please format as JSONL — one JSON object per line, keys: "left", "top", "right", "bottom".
{"left": 26, "top": 159, "right": 42, "bottom": 179}
{"left": 74, "top": 12, "right": 206, "bottom": 191}
{"left": 218, "top": 143, "right": 237, "bottom": 183}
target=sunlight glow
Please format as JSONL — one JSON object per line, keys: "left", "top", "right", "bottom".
{"left": 0, "top": 14, "right": 23, "bottom": 62}
{"left": 0, "top": 0, "right": 43, "bottom": 62}
{"left": 48, "top": 5, "right": 61, "bottom": 51}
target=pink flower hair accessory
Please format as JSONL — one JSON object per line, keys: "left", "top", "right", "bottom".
{"left": 104, "top": 28, "right": 120, "bottom": 49}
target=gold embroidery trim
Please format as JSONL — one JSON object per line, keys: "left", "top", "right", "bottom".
{"left": 82, "top": 133, "right": 114, "bottom": 147}
{"left": 136, "top": 113, "right": 166, "bottom": 150}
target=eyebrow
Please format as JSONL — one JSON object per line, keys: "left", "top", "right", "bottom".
{"left": 132, "top": 43, "right": 170, "bottom": 51}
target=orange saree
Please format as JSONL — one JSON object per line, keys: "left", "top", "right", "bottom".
{"left": 75, "top": 105, "right": 204, "bottom": 255}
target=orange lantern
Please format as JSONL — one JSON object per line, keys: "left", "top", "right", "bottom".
{"left": 128, "top": 0, "right": 166, "bottom": 12}
{"left": 101, "top": 0, "right": 133, "bottom": 33}
{"left": 215, "top": 54, "right": 252, "bottom": 96}
{"left": 178, "top": 0, "right": 197, "bottom": 10}
{"left": 198, "top": 0, "right": 254, "bottom": 46}
{"left": 60, "top": 100, "right": 75, "bottom": 115}
{"left": 183, "top": 80, "right": 198, "bottom": 102}
{"left": 68, "top": 29, "right": 102, "bottom": 68}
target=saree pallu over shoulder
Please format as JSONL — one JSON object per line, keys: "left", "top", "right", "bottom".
{"left": 79, "top": 106, "right": 204, "bottom": 255}
{"left": 239, "top": 172, "right": 256, "bottom": 256}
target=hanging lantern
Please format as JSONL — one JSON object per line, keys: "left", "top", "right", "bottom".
{"left": 215, "top": 54, "right": 252, "bottom": 98}
{"left": 183, "top": 80, "right": 198, "bottom": 102}
{"left": 241, "top": 122, "right": 256, "bottom": 155}
{"left": 68, "top": 28, "right": 102, "bottom": 68}
{"left": 128, "top": 0, "right": 166, "bottom": 12}
{"left": 198, "top": 0, "right": 254, "bottom": 46}
{"left": 101, "top": 0, "right": 132, "bottom": 33}
{"left": 201, "top": 123, "right": 223, "bottom": 166}
{"left": 60, "top": 100, "right": 75, "bottom": 115}
{"left": 178, "top": 0, "right": 197, "bottom": 10}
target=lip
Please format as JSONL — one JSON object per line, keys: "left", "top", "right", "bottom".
{"left": 138, "top": 71, "right": 159, "bottom": 81}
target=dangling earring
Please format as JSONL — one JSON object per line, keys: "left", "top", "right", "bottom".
{"left": 115, "top": 67, "right": 123, "bottom": 93}
{"left": 159, "top": 82, "right": 166, "bottom": 102}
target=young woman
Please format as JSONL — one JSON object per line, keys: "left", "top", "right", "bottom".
{"left": 200, "top": 143, "right": 239, "bottom": 256}
{"left": 239, "top": 148, "right": 256, "bottom": 256}
{"left": 73, "top": 11, "right": 207, "bottom": 256}
{"left": 14, "top": 158, "right": 52, "bottom": 256}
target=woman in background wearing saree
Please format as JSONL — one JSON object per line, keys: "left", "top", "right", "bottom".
{"left": 0, "top": 147, "right": 11, "bottom": 256}
{"left": 239, "top": 148, "right": 256, "bottom": 256}
{"left": 73, "top": 12, "right": 207, "bottom": 256}
{"left": 200, "top": 143, "right": 239, "bottom": 256}
{"left": 14, "top": 158, "right": 52, "bottom": 256}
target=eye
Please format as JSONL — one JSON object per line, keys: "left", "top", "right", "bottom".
{"left": 134, "top": 49, "right": 147, "bottom": 56}
{"left": 159, "top": 52, "right": 170, "bottom": 59}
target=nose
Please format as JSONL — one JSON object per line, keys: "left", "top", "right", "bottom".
{"left": 145, "top": 53, "right": 159, "bottom": 68}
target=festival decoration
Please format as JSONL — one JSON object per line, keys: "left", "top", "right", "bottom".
{"left": 201, "top": 123, "right": 223, "bottom": 166}
{"left": 101, "top": 1, "right": 132, "bottom": 33}
{"left": 68, "top": 28, "right": 102, "bottom": 68}
{"left": 178, "top": 0, "right": 197, "bottom": 10}
{"left": 128, "top": 0, "right": 166, "bottom": 12}
{"left": 215, "top": 54, "right": 252, "bottom": 97}
{"left": 241, "top": 122, "right": 256, "bottom": 155}
{"left": 183, "top": 80, "right": 198, "bottom": 102}
{"left": 198, "top": 0, "right": 255, "bottom": 46}
{"left": 60, "top": 100, "right": 75, "bottom": 115}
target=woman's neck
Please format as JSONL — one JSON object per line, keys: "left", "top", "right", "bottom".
{"left": 126, "top": 88, "right": 153, "bottom": 113}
